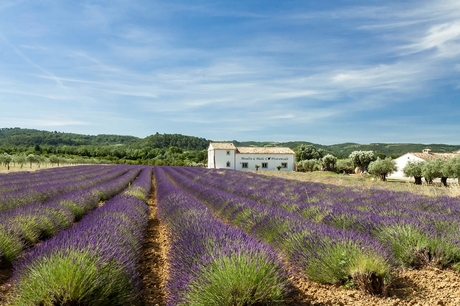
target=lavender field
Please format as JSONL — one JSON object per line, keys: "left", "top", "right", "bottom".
{"left": 0, "top": 165, "right": 153, "bottom": 305}
{"left": 155, "top": 166, "right": 460, "bottom": 305}
{"left": 1, "top": 165, "right": 460, "bottom": 305}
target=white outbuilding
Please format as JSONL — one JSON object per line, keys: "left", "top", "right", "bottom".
{"left": 388, "top": 148, "right": 459, "bottom": 179}
{"left": 207, "top": 142, "right": 296, "bottom": 171}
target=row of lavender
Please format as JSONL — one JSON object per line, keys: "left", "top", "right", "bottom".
{"left": 0, "top": 165, "right": 143, "bottom": 266}
{"left": 0, "top": 164, "right": 133, "bottom": 211}
{"left": 155, "top": 166, "right": 290, "bottom": 305}
{"left": 159, "top": 166, "right": 394, "bottom": 297}
{"left": 6, "top": 166, "right": 153, "bottom": 305}
{"left": 175, "top": 167, "right": 460, "bottom": 270}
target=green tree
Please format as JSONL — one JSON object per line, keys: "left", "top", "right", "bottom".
{"left": 368, "top": 157, "right": 397, "bottom": 181}
{"left": 349, "top": 151, "right": 376, "bottom": 172}
{"left": 403, "top": 161, "right": 424, "bottom": 185}
{"left": 295, "top": 145, "right": 324, "bottom": 162}
{"left": 26, "top": 154, "right": 38, "bottom": 168}
{"left": 297, "top": 159, "right": 321, "bottom": 172}
{"left": 14, "top": 154, "right": 26, "bottom": 168}
{"left": 49, "top": 155, "right": 61, "bottom": 166}
{"left": 421, "top": 159, "right": 445, "bottom": 185}
{"left": 321, "top": 154, "right": 337, "bottom": 171}
{"left": 0, "top": 153, "right": 12, "bottom": 170}
{"left": 335, "top": 158, "right": 354, "bottom": 174}
{"left": 444, "top": 157, "right": 460, "bottom": 184}
{"left": 168, "top": 146, "right": 183, "bottom": 155}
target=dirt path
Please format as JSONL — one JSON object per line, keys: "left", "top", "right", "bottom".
{"left": 139, "top": 185, "right": 168, "bottom": 306}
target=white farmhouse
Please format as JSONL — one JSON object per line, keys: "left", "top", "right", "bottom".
{"left": 208, "top": 142, "right": 296, "bottom": 171}
{"left": 388, "top": 148, "right": 459, "bottom": 179}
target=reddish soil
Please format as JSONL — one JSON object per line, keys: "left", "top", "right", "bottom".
{"left": 139, "top": 191, "right": 168, "bottom": 306}
{"left": 0, "top": 263, "right": 13, "bottom": 305}
{"left": 286, "top": 267, "right": 460, "bottom": 305}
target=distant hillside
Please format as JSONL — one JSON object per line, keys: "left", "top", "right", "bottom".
{"left": 1, "top": 128, "right": 459, "bottom": 158}
{"left": 0, "top": 128, "right": 209, "bottom": 150}
{"left": 139, "top": 133, "right": 209, "bottom": 151}
{"left": 0, "top": 128, "right": 139, "bottom": 146}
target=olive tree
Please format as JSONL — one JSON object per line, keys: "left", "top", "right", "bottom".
{"left": 14, "top": 154, "right": 26, "bottom": 169}
{"left": 403, "top": 161, "right": 424, "bottom": 185}
{"left": 368, "top": 157, "right": 397, "bottom": 181}
{"left": 321, "top": 154, "right": 337, "bottom": 171}
{"left": 421, "top": 159, "right": 445, "bottom": 185}
{"left": 444, "top": 157, "right": 460, "bottom": 184}
{"left": 295, "top": 145, "right": 324, "bottom": 162}
{"left": 297, "top": 159, "right": 321, "bottom": 172}
{"left": 335, "top": 158, "right": 354, "bottom": 174}
{"left": 49, "top": 155, "right": 61, "bottom": 166}
{"left": 349, "top": 151, "right": 376, "bottom": 172}
{"left": 0, "top": 153, "right": 13, "bottom": 170}
{"left": 0, "top": 153, "right": 12, "bottom": 170}
{"left": 26, "top": 154, "right": 38, "bottom": 169}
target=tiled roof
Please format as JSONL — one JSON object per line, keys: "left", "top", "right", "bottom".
{"left": 209, "top": 142, "right": 295, "bottom": 154}
{"left": 236, "top": 147, "right": 295, "bottom": 154}
{"left": 410, "top": 152, "right": 458, "bottom": 161}
{"left": 209, "top": 142, "right": 237, "bottom": 150}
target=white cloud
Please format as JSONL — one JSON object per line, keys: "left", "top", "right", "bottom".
{"left": 405, "top": 22, "right": 460, "bottom": 57}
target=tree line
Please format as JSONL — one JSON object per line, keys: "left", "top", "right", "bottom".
{"left": 0, "top": 129, "right": 209, "bottom": 167}
{"left": 294, "top": 145, "right": 460, "bottom": 185}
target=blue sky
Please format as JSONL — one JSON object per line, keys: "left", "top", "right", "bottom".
{"left": 0, "top": 0, "right": 459, "bottom": 145}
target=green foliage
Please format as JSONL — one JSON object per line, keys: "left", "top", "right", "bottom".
{"left": 182, "top": 253, "right": 288, "bottom": 306}
{"left": 421, "top": 159, "right": 445, "bottom": 184}
{"left": 296, "top": 159, "right": 321, "bottom": 172}
{"left": 349, "top": 151, "right": 376, "bottom": 172}
{"left": 305, "top": 240, "right": 392, "bottom": 293}
{"left": 403, "top": 161, "right": 424, "bottom": 184}
{"left": 335, "top": 158, "right": 354, "bottom": 174}
{"left": 2, "top": 128, "right": 459, "bottom": 167}
{"left": 9, "top": 251, "right": 135, "bottom": 306}
{"left": 0, "top": 226, "right": 24, "bottom": 263}
{"left": 375, "top": 224, "right": 444, "bottom": 268}
{"left": 141, "top": 132, "right": 209, "bottom": 151}
{"left": 368, "top": 158, "right": 397, "bottom": 181}
{"left": 295, "top": 145, "right": 324, "bottom": 162}
{"left": 0, "top": 153, "right": 12, "bottom": 169}
{"left": 322, "top": 154, "right": 337, "bottom": 171}
{"left": 443, "top": 157, "right": 460, "bottom": 179}
{"left": 0, "top": 128, "right": 208, "bottom": 166}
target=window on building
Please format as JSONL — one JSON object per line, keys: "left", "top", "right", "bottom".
{"left": 226, "top": 161, "right": 231, "bottom": 167}
{"left": 262, "top": 162, "right": 268, "bottom": 168}
{"left": 226, "top": 150, "right": 230, "bottom": 155}
{"left": 281, "top": 162, "right": 288, "bottom": 168}
{"left": 242, "top": 162, "right": 248, "bottom": 168}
